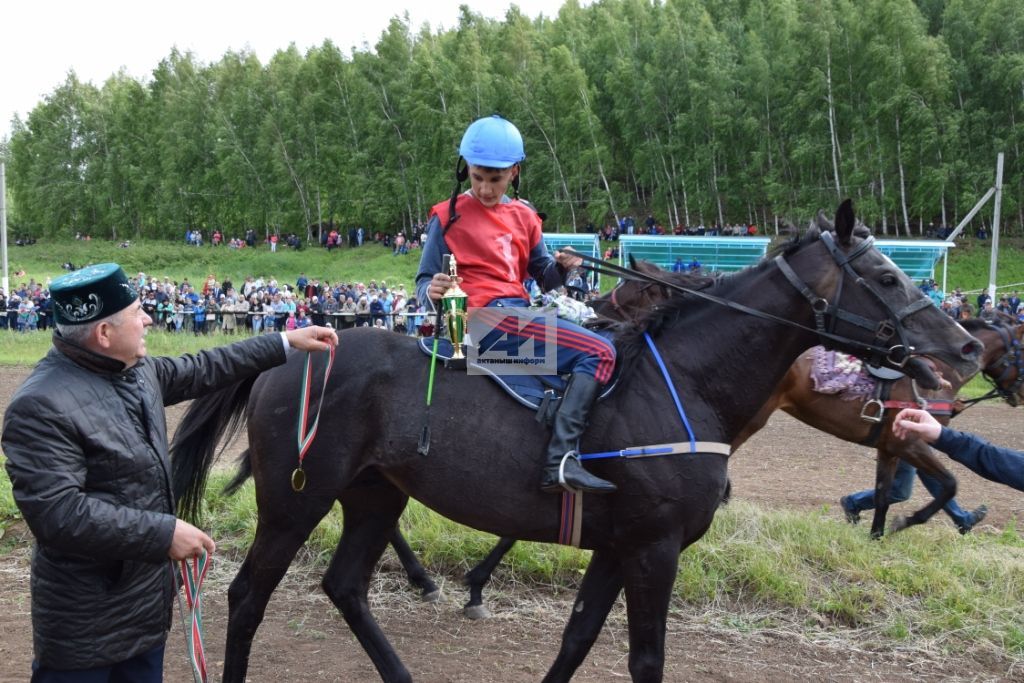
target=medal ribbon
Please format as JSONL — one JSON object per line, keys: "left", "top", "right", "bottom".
{"left": 295, "top": 346, "right": 336, "bottom": 480}
{"left": 177, "top": 551, "right": 210, "bottom": 683}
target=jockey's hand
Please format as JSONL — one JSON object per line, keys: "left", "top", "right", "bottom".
{"left": 427, "top": 273, "right": 461, "bottom": 302}
{"left": 285, "top": 325, "right": 339, "bottom": 352}
{"left": 555, "top": 248, "right": 583, "bottom": 270}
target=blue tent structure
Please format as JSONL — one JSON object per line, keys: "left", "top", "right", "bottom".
{"left": 544, "top": 234, "right": 955, "bottom": 294}
{"left": 617, "top": 236, "right": 772, "bottom": 273}
{"left": 543, "top": 233, "right": 602, "bottom": 289}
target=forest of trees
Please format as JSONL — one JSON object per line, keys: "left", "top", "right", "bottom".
{"left": 1, "top": 0, "right": 1022, "bottom": 240}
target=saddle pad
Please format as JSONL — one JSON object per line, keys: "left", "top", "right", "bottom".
{"left": 809, "top": 346, "right": 877, "bottom": 401}
{"left": 417, "top": 335, "right": 617, "bottom": 410}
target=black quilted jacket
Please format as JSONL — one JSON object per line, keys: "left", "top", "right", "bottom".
{"left": 2, "top": 332, "right": 286, "bottom": 669}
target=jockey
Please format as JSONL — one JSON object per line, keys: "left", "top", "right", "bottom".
{"left": 416, "top": 115, "right": 617, "bottom": 494}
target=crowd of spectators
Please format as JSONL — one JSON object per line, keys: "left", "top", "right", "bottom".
{"left": 924, "top": 281, "right": 1024, "bottom": 323}
{"left": 114, "top": 271, "right": 435, "bottom": 337}
{"left": 175, "top": 225, "right": 429, "bottom": 256}
{"left": 586, "top": 216, "right": 759, "bottom": 241}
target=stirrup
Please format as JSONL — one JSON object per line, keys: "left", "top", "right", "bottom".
{"left": 556, "top": 451, "right": 583, "bottom": 494}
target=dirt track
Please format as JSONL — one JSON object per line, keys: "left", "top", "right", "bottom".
{"left": 0, "top": 364, "right": 1021, "bottom": 682}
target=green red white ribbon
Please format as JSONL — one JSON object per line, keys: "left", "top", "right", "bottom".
{"left": 297, "top": 346, "right": 336, "bottom": 463}
{"left": 178, "top": 551, "right": 210, "bottom": 683}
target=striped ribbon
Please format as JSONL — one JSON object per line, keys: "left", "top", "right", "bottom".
{"left": 297, "top": 345, "right": 336, "bottom": 466}
{"left": 178, "top": 551, "right": 211, "bottom": 683}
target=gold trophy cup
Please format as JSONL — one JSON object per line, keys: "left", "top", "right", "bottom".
{"left": 442, "top": 255, "right": 469, "bottom": 359}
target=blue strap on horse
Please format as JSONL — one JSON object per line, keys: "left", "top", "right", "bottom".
{"left": 558, "top": 333, "right": 729, "bottom": 548}
{"left": 579, "top": 332, "right": 729, "bottom": 462}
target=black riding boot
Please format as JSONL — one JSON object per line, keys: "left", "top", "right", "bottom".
{"left": 540, "top": 373, "right": 617, "bottom": 494}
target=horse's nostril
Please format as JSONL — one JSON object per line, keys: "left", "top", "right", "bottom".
{"left": 962, "top": 340, "right": 983, "bottom": 359}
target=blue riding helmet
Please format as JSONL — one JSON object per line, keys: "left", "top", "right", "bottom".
{"left": 459, "top": 115, "right": 525, "bottom": 168}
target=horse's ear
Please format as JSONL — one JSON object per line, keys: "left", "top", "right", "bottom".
{"left": 834, "top": 199, "right": 855, "bottom": 246}
{"left": 629, "top": 253, "right": 638, "bottom": 270}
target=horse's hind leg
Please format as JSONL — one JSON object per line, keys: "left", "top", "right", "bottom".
{"left": 389, "top": 529, "right": 441, "bottom": 602}
{"left": 888, "top": 441, "right": 957, "bottom": 534}
{"left": 322, "top": 487, "right": 412, "bottom": 683}
{"left": 463, "top": 536, "right": 516, "bottom": 619}
{"left": 542, "top": 550, "right": 624, "bottom": 683}
{"left": 223, "top": 496, "right": 337, "bottom": 683}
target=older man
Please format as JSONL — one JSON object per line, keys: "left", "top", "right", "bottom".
{"left": 2, "top": 263, "right": 336, "bottom": 682}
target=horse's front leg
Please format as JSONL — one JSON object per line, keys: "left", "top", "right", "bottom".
{"left": 542, "top": 550, "right": 624, "bottom": 683}
{"left": 621, "top": 540, "right": 681, "bottom": 683}
{"left": 869, "top": 454, "right": 900, "bottom": 538}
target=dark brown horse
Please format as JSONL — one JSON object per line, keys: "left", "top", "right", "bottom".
{"left": 172, "top": 201, "right": 982, "bottom": 682}
{"left": 394, "top": 308, "right": 1023, "bottom": 620}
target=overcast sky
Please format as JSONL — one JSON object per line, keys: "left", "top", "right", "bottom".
{"left": 1, "top": 0, "right": 574, "bottom": 141}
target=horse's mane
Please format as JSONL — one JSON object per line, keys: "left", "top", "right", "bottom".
{"left": 961, "top": 314, "right": 1021, "bottom": 335}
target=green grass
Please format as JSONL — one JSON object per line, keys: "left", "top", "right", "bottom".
{"left": 7, "top": 239, "right": 422, "bottom": 294}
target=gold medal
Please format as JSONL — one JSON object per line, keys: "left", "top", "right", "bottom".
{"left": 291, "top": 467, "right": 307, "bottom": 492}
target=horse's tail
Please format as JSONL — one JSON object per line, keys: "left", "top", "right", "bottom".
{"left": 223, "top": 447, "right": 254, "bottom": 496}
{"left": 171, "top": 375, "right": 258, "bottom": 523}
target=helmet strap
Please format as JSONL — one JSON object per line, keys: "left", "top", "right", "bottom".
{"left": 511, "top": 171, "right": 520, "bottom": 199}
{"left": 444, "top": 158, "right": 469, "bottom": 235}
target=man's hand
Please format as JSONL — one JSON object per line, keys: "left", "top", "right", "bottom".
{"left": 891, "top": 407, "right": 942, "bottom": 443}
{"left": 169, "top": 519, "right": 216, "bottom": 560}
{"left": 426, "top": 273, "right": 461, "bottom": 302}
{"left": 555, "top": 247, "right": 583, "bottom": 270}
{"left": 285, "top": 325, "right": 339, "bottom": 352}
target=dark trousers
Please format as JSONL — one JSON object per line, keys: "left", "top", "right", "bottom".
{"left": 31, "top": 643, "right": 165, "bottom": 683}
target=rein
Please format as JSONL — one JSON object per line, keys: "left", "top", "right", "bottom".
{"left": 174, "top": 551, "right": 211, "bottom": 683}
{"left": 958, "top": 323, "right": 1024, "bottom": 410}
{"left": 576, "top": 236, "right": 921, "bottom": 371}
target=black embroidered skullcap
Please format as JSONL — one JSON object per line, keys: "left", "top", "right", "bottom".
{"left": 50, "top": 263, "right": 139, "bottom": 325}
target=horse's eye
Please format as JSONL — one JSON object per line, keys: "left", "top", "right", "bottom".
{"left": 880, "top": 274, "right": 897, "bottom": 287}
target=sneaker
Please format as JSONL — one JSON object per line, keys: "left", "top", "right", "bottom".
{"left": 957, "top": 505, "right": 988, "bottom": 535}
{"left": 840, "top": 496, "right": 860, "bottom": 525}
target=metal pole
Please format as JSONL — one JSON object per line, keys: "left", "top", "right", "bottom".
{"left": 1, "top": 162, "right": 8, "bottom": 295}
{"left": 988, "top": 153, "right": 1004, "bottom": 302}
{"left": 942, "top": 250, "right": 948, "bottom": 297}
{"left": 945, "top": 186, "right": 994, "bottom": 242}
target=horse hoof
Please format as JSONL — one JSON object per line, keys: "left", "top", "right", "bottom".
{"left": 889, "top": 516, "right": 909, "bottom": 534}
{"left": 421, "top": 589, "right": 442, "bottom": 603}
{"left": 463, "top": 604, "right": 492, "bottom": 620}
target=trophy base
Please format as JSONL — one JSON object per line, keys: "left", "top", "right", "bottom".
{"left": 445, "top": 356, "right": 467, "bottom": 371}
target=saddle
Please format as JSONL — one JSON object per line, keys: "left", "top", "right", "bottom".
{"left": 807, "top": 347, "right": 953, "bottom": 446}
{"left": 416, "top": 335, "right": 618, "bottom": 424}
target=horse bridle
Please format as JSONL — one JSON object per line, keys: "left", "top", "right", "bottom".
{"left": 961, "top": 322, "right": 1024, "bottom": 408}
{"left": 774, "top": 231, "right": 932, "bottom": 369}
{"left": 578, "top": 231, "right": 931, "bottom": 372}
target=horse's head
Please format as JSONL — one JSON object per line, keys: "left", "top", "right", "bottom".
{"left": 778, "top": 199, "right": 982, "bottom": 389}
{"left": 593, "top": 256, "right": 705, "bottom": 325}
{"left": 963, "top": 317, "right": 1024, "bottom": 407}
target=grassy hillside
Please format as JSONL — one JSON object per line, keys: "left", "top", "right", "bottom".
{"left": 4, "top": 234, "right": 1023, "bottom": 296}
